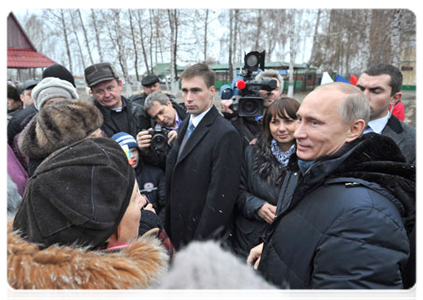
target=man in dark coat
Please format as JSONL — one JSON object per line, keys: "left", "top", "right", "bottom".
{"left": 357, "top": 63, "right": 415, "bottom": 165}
{"left": 136, "top": 90, "right": 188, "bottom": 170}
{"left": 165, "top": 63, "right": 242, "bottom": 250}
{"left": 129, "top": 74, "right": 161, "bottom": 106}
{"left": 84, "top": 62, "right": 150, "bottom": 138}
{"left": 248, "top": 83, "right": 415, "bottom": 289}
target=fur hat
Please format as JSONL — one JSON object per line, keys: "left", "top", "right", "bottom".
{"left": 13, "top": 138, "right": 136, "bottom": 249}
{"left": 18, "top": 99, "right": 103, "bottom": 160}
{"left": 31, "top": 77, "right": 78, "bottom": 111}
{"left": 42, "top": 64, "right": 76, "bottom": 87}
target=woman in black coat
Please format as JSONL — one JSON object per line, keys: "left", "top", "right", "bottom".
{"left": 233, "top": 97, "right": 300, "bottom": 258}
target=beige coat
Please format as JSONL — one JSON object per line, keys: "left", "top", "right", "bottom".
{"left": 7, "top": 220, "right": 168, "bottom": 289}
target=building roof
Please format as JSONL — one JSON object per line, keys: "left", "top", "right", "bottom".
{"left": 7, "top": 12, "right": 56, "bottom": 69}
{"left": 8, "top": 48, "right": 56, "bottom": 68}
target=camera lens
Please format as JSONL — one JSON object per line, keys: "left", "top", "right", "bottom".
{"left": 152, "top": 134, "right": 167, "bottom": 150}
{"left": 242, "top": 99, "right": 259, "bottom": 115}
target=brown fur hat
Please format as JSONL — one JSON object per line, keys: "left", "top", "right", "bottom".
{"left": 18, "top": 99, "right": 103, "bottom": 159}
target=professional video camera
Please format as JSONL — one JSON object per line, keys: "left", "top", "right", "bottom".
{"left": 148, "top": 124, "right": 170, "bottom": 152}
{"left": 220, "top": 51, "right": 277, "bottom": 117}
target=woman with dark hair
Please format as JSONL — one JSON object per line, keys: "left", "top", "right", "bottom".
{"left": 233, "top": 97, "right": 300, "bottom": 258}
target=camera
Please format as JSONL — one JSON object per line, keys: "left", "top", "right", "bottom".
{"left": 220, "top": 51, "right": 277, "bottom": 117}
{"left": 148, "top": 124, "right": 170, "bottom": 151}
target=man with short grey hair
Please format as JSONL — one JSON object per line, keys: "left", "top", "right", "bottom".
{"left": 248, "top": 82, "right": 415, "bottom": 289}
{"left": 254, "top": 69, "right": 284, "bottom": 107}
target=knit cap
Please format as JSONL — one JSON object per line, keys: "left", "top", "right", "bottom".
{"left": 13, "top": 138, "right": 135, "bottom": 249}
{"left": 111, "top": 132, "right": 138, "bottom": 149}
{"left": 42, "top": 64, "right": 76, "bottom": 87}
{"left": 31, "top": 77, "right": 78, "bottom": 111}
{"left": 18, "top": 99, "right": 103, "bottom": 159}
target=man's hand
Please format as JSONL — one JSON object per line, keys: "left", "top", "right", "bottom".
{"left": 257, "top": 203, "right": 276, "bottom": 224}
{"left": 136, "top": 129, "right": 152, "bottom": 151}
{"left": 247, "top": 243, "right": 264, "bottom": 270}
{"left": 167, "top": 130, "right": 178, "bottom": 145}
{"left": 221, "top": 99, "right": 234, "bottom": 114}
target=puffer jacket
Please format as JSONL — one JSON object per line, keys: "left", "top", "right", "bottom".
{"left": 233, "top": 144, "right": 287, "bottom": 258}
{"left": 7, "top": 220, "right": 169, "bottom": 289}
{"left": 257, "top": 133, "right": 415, "bottom": 289}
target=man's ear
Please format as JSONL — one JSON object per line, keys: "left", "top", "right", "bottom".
{"left": 347, "top": 119, "right": 366, "bottom": 141}
{"left": 390, "top": 92, "right": 402, "bottom": 106}
{"left": 209, "top": 85, "right": 216, "bottom": 96}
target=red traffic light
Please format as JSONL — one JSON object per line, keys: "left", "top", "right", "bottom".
{"left": 236, "top": 79, "right": 246, "bottom": 89}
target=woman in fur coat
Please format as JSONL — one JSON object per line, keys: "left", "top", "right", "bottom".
{"left": 233, "top": 98, "right": 300, "bottom": 258}
{"left": 8, "top": 138, "right": 168, "bottom": 289}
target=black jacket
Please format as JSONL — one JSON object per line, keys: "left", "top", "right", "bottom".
{"left": 258, "top": 133, "right": 415, "bottom": 289}
{"left": 94, "top": 96, "right": 150, "bottom": 138}
{"left": 135, "top": 159, "right": 166, "bottom": 224}
{"left": 7, "top": 104, "right": 38, "bottom": 147}
{"left": 233, "top": 144, "right": 287, "bottom": 258}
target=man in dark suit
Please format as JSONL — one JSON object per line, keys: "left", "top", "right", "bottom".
{"left": 357, "top": 63, "right": 415, "bottom": 165}
{"left": 165, "top": 63, "right": 242, "bottom": 250}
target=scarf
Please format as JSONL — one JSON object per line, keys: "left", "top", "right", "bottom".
{"left": 271, "top": 139, "right": 296, "bottom": 167}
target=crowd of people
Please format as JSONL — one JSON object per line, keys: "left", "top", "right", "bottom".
{"left": 6, "top": 61, "right": 415, "bottom": 290}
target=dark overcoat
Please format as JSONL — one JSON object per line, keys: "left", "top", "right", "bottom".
{"left": 165, "top": 105, "right": 242, "bottom": 250}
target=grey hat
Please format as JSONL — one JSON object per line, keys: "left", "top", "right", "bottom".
{"left": 31, "top": 77, "right": 78, "bottom": 111}
{"left": 19, "top": 80, "right": 39, "bottom": 94}
{"left": 85, "top": 63, "right": 119, "bottom": 87}
{"left": 142, "top": 74, "right": 159, "bottom": 87}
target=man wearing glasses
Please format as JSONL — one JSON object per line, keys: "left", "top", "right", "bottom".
{"left": 84, "top": 63, "right": 150, "bottom": 138}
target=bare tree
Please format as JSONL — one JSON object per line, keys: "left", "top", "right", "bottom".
{"left": 69, "top": 10, "right": 86, "bottom": 70}
{"left": 361, "top": 10, "right": 372, "bottom": 71}
{"left": 167, "top": 9, "right": 179, "bottom": 94}
{"left": 287, "top": 10, "right": 297, "bottom": 97}
{"left": 77, "top": 9, "right": 94, "bottom": 65}
{"left": 308, "top": 9, "right": 322, "bottom": 66}
{"left": 228, "top": 10, "right": 234, "bottom": 81}
{"left": 135, "top": 9, "right": 150, "bottom": 74}
{"left": 90, "top": 9, "right": 104, "bottom": 62}
{"left": 390, "top": 9, "right": 402, "bottom": 67}
{"left": 42, "top": 9, "right": 74, "bottom": 74}
{"left": 128, "top": 9, "right": 140, "bottom": 81}
{"left": 203, "top": 9, "right": 209, "bottom": 62}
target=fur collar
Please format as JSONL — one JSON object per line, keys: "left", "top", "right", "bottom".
{"left": 290, "top": 133, "right": 415, "bottom": 232}
{"left": 7, "top": 220, "right": 169, "bottom": 289}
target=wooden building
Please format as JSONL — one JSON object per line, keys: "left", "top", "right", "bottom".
{"left": 7, "top": 12, "right": 56, "bottom": 82}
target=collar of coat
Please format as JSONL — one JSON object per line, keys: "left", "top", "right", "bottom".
{"left": 287, "top": 133, "right": 415, "bottom": 230}
{"left": 7, "top": 220, "right": 168, "bottom": 289}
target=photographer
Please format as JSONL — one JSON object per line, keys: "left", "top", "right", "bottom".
{"left": 136, "top": 91, "right": 185, "bottom": 170}
{"left": 221, "top": 53, "right": 284, "bottom": 148}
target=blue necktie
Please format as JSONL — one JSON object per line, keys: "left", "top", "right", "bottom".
{"left": 178, "top": 121, "right": 195, "bottom": 157}
{"left": 185, "top": 122, "right": 195, "bottom": 139}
